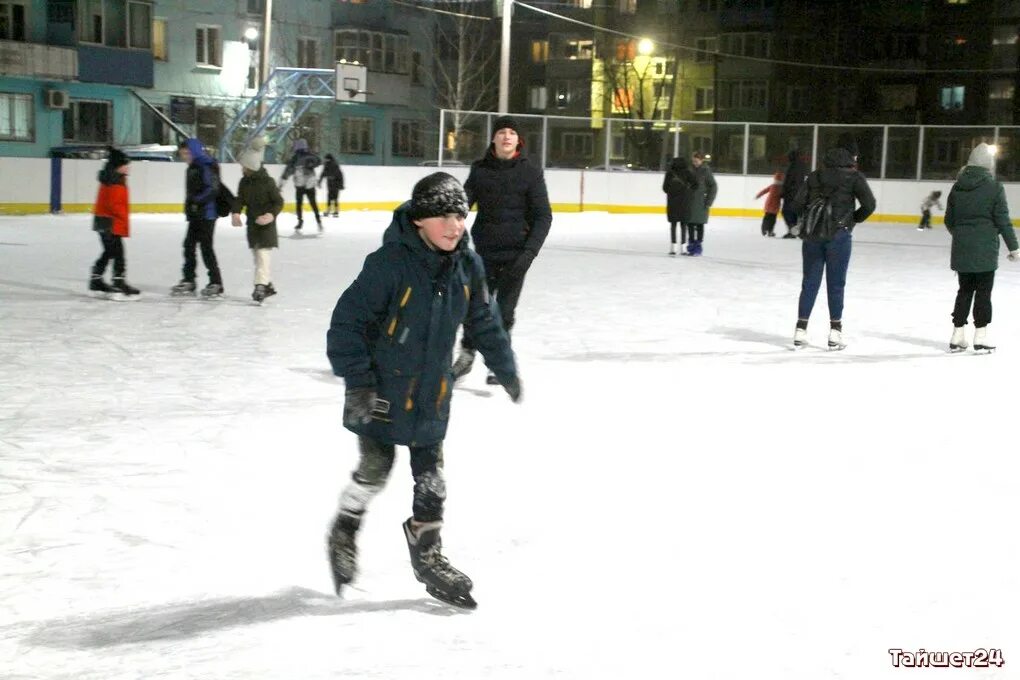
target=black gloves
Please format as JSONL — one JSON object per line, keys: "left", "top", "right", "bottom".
{"left": 508, "top": 251, "right": 536, "bottom": 279}
{"left": 501, "top": 374, "right": 523, "bottom": 403}
{"left": 343, "top": 387, "right": 376, "bottom": 427}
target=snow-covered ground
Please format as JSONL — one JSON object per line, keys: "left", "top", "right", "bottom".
{"left": 2, "top": 210, "right": 1017, "bottom": 680}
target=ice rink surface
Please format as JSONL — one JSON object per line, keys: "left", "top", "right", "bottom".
{"left": 2, "top": 210, "right": 1018, "bottom": 680}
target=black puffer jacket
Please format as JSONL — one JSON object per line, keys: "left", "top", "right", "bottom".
{"left": 792, "top": 147, "right": 876, "bottom": 238}
{"left": 782, "top": 150, "right": 809, "bottom": 203}
{"left": 463, "top": 147, "right": 553, "bottom": 264}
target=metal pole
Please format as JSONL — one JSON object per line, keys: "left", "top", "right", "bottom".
{"left": 438, "top": 109, "right": 446, "bottom": 167}
{"left": 810, "top": 125, "right": 819, "bottom": 171}
{"left": 916, "top": 125, "right": 925, "bottom": 181}
{"left": 259, "top": 0, "right": 273, "bottom": 118}
{"left": 659, "top": 47, "right": 681, "bottom": 171}
{"left": 673, "top": 122, "right": 679, "bottom": 158}
{"left": 498, "top": 0, "right": 512, "bottom": 113}
{"left": 604, "top": 117, "right": 611, "bottom": 171}
{"left": 541, "top": 115, "right": 548, "bottom": 170}
{"left": 993, "top": 125, "right": 1000, "bottom": 175}
{"left": 880, "top": 125, "right": 888, "bottom": 180}
{"left": 742, "top": 122, "right": 749, "bottom": 175}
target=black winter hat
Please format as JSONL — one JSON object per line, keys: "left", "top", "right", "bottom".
{"left": 107, "top": 146, "right": 130, "bottom": 168}
{"left": 410, "top": 172, "right": 469, "bottom": 220}
{"left": 491, "top": 115, "right": 520, "bottom": 137}
{"left": 835, "top": 133, "right": 859, "bottom": 157}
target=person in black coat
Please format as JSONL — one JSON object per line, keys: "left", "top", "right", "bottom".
{"left": 789, "top": 134, "right": 876, "bottom": 350}
{"left": 452, "top": 115, "right": 553, "bottom": 384}
{"left": 781, "top": 150, "right": 809, "bottom": 238}
{"left": 662, "top": 156, "right": 697, "bottom": 255}
{"left": 325, "top": 172, "right": 521, "bottom": 608}
{"left": 320, "top": 153, "right": 345, "bottom": 218}
{"left": 171, "top": 138, "right": 224, "bottom": 297}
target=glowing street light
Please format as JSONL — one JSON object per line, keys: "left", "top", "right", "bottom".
{"left": 638, "top": 38, "right": 654, "bottom": 56}
{"left": 244, "top": 26, "right": 259, "bottom": 42}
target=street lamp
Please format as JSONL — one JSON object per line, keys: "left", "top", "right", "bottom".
{"left": 244, "top": 26, "right": 258, "bottom": 42}
{"left": 638, "top": 38, "right": 654, "bottom": 56}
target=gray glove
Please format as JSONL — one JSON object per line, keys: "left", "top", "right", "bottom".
{"left": 343, "top": 387, "right": 376, "bottom": 426}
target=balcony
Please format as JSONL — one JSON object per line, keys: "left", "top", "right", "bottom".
{"left": 0, "top": 40, "right": 77, "bottom": 80}
{"left": 719, "top": 7, "right": 775, "bottom": 30}
{"left": 77, "top": 44, "right": 153, "bottom": 88}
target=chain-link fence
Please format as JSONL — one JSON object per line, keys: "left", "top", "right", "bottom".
{"left": 439, "top": 110, "right": 1020, "bottom": 182}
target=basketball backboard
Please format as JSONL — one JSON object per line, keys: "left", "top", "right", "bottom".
{"left": 335, "top": 62, "right": 368, "bottom": 103}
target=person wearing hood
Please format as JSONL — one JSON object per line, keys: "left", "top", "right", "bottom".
{"left": 944, "top": 142, "right": 1018, "bottom": 353}
{"left": 90, "top": 147, "right": 139, "bottom": 298}
{"left": 662, "top": 156, "right": 697, "bottom": 255}
{"left": 790, "top": 133, "right": 876, "bottom": 350}
{"left": 781, "top": 150, "right": 809, "bottom": 238}
{"left": 172, "top": 138, "right": 224, "bottom": 298}
{"left": 280, "top": 138, "right": 323, "bottom": 234}
{"left": 325, "top": 172, "right": 521, "bottom": 609}
{"left": 452, "top": 115, "right": 552, "bottom": 383}
{"left": 685, "top": 151, "right": 718, "bottom": 255}
{"left": 756, "top": 171, "right": 784, "bottom": 237}
{"left": 232, "top": 137, "right": 284, "bottom": 304}
{"left": 319, "top": 153, "right": 345, "bottom": 218}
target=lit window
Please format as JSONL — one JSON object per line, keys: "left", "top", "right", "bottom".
{"left": 939, "top": 85, "right": 965, "bottom": 110}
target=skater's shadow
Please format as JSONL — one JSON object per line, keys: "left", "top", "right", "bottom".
{"left": 27, "top": 586, "right": 458, "bottom": 649}
{"left": 709, "top": 326, "right": 792, "bottom": 349}
{"left": 866, "top": 331, "right": 945, "bottom": 352}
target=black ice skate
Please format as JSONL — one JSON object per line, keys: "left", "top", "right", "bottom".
{"left": 252, "top": 284, "right": 268, "bottom": 304}
{"left": 89, "top": 275, "right": 116, "bottom": 297}
{"left": 485, "top": 371, "right": 499, "bottom": 386}
{"left": 451, "top": 348, "right": 475, "bottom": 381}
{"left": 200, "top": 283, "right": 224, "bottom": 299}
{"left": 402, "top": 518, "right": 476, "bottom": 609}
{"left": 170, "top": 280, "right": 197, "bottom": 296}
{"left": 112, "top": 277, "right": 140, "bottom": 298}
{"left": 327, "top": 513, "right": 361, "bottom": 595}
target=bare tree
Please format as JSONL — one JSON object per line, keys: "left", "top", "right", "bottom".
{"left": 423, "top": 1, "right": 499, "bottom": 161}
{"left": 593, "top": 42, "right": 671, "bottom": 169}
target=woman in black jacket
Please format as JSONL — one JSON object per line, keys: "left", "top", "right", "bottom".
{"left": 790, "top": 134, "right": 876, "bottom": 350}
{"left": 662, "top": 156, "right": 696, "bottom": 256}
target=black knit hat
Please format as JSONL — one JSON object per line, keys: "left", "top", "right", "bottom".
{"left": 410, "top": 172, "right": 468, "bottom": 220}
{"left": 491, "top": 115, "right": 520, "bottom": 137}
{"left": 107, "top": 146, "right": 130, "bottom": 168}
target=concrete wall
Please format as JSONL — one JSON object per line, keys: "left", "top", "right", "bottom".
{"left": 1, "top": 158, "right": 1017, "bottom": 225}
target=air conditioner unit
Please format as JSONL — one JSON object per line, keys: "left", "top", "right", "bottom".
{"left": 45, "top": 90, "right": 69, "bottom": 110}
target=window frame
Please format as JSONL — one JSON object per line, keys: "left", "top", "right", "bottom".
{"left": 63, "top": 98, "right": 113, "bottom": 144}
{"left": 297, "top": 36, "right": 319, "bottom": 68}
{"left": 341, "top": 117, "right": 375, "bottom": 155}
{"left": 127, "top": 1, "right": 152, "bottom": 50}
{"left": 78, "top": 0, "right": 104, "bottom": 45}
{"left": 695, "top": 37, "right": 717, "bottom": 63}
{"left": 694, "top": 86, "right": 714, "bottom": 112}
{"left": 560, "top": 131, "right": 593, "bottom": 158}
{"left": 391, "top": 119, "right": 424, "bottom": 157}
{"left": 195, "top": 24, "right": 223, "bottom": 68}
{"left": 152, "top": 16, "right": 168, "bottom": 61}
{"left": 0, "top": 91, "right": 34, "bottom": 142}
{"left": 0, "top": 1, "right": 28, "bottom": 42}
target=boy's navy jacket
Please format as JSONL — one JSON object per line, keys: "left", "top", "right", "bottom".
{"left": 327, "top": 203, "right": 517, "bottom": 446}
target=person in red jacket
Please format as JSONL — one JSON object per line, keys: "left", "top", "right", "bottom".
{"left": 90, "top": 147, "right": 139, "bottom": 297}
{"left": 755, "top": 171, "right": 783, "bottom": 237}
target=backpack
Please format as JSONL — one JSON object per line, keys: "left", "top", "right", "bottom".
{"left": 799, "top": 175, "right": 849, "bottom": 240}
{"left": 215, "top": 183, "right": 236, "bottom": 218}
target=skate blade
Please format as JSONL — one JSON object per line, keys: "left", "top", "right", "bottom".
{"left": 949, "top": 346, "right": 968, "bottom": 354}
{"left": 974, "top": 346, "right": 995, "bottom": 355}
{"left": 426, "top": 585, "right": 476, "bottom": 610}
{"left": 792, "top": 342, "right": 807, "bottom": 351}
{"left": 827, "top": 344, "right": 846, "bottom": 352}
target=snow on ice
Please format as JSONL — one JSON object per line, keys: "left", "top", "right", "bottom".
{"left": 1, "top": 212, "right": 1018, "bottom": 680}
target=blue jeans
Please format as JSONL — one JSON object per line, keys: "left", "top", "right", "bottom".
{"left": 798, "top": 228, "right": 852, "bottom": 322}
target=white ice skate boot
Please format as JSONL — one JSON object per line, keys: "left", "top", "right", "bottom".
{"left": 974, "top": 326, "right": 995, "bottom": 354}
{"left": 669, "top": 243, "right": 678, "bottom": 256}
{"left": 827, "top": 328, "right": 845, "bottom": 351}
{"left": 949, "top": 326, "right": 969, "bottom": 353}
{"left": 793, "top": 326, "right": 808, "bottom": 349}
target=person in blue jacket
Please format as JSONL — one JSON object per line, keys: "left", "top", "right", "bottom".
{"left": 171, "top": 138, "right": 224, "bottom": 297}
{"left": 325, "top": 172, "right": 522, "bottom": 609}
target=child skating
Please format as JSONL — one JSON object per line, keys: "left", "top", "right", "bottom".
{"left": 325, "top": 172, "right": 522, "bottom": 609}
{"left": 232, "top": 137, "right": 284, "bottom": 304}
{"left": 90, "top": 147, "right": 139, "bottom": 299}
{"left": 756, "top": 172, "right": 783, "bottom": 237}
{"left": 918, "top": 190, "right": 943, "bottom": 231}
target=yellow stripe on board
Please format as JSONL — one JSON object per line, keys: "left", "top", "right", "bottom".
{"left": 1, "top": 203, "right": 1017, "bottom": 226}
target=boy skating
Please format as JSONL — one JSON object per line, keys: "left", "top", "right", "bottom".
{"left": 325, "top": 172, "right": 522, "bottom": 608}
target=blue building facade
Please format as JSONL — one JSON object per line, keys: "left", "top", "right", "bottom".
{"left": 0, "top": 0, "right": 440, "bottom": 165}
